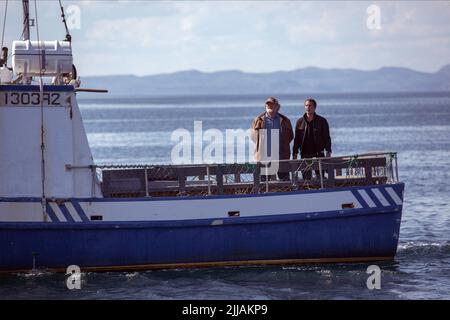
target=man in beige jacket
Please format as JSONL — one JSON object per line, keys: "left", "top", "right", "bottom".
{"left": 251, "top": 97, "right": 293, "bottom": 180}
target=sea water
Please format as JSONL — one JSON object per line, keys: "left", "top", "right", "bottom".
{"left": 1, "top": 92, "right": 449, "bottom": 299}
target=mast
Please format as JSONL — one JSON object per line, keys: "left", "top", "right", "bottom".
{"left": 22, "top": 0, "right": 30, "bottom": 41}
{"left": 22, "top": 0, "right": 32, "bottom": 84}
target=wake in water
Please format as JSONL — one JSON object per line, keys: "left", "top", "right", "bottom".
{"left": 397, "top": 241, "right": 450, "bottom": 261}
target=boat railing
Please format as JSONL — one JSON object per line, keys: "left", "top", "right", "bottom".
{"left": 93, "top": 152, "right": 399, "bottom": 198}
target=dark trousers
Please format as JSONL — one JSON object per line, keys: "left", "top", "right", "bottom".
{"left": 260, "top": 161, "right": 291, "bottom": 181}
{"left": 260, "top": 172, "right": 290, "bottom": 181}
{"left": 301, "top": 152, "right": 326, "bottom": 180}
{"left": 277, "top": 172, "right": 290, "bottom": 181}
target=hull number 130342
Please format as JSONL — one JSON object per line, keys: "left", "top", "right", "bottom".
{"left": 0, "top": 92, "right": 68, "bottom": 107}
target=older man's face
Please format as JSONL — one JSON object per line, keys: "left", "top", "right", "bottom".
{"left": 266, "top": 101, "right": 280, "bottom": 115}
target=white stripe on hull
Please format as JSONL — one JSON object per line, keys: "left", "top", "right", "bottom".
{"left": 50, "top": 203, "right": 66, "bottom": 222}
{"left": 386, "top": 187, "right": 402, "bottom": 205}
{"left": 0, "top": 202, "right": 43, "bottom": 222}
{"left": 66, "top": 202, "right": 83, "bottom": 222}
{"left": 372, "top": 188, "right": 390, "bottom": 206}
{"left": 358, "top": 190, "right": 376, "bottom": 208}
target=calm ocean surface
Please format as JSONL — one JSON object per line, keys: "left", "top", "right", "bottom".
{"left": 1, "top": 92, "right": 449, "bottom": 299}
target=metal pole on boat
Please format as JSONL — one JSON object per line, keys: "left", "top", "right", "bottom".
{"left": 318, "top": 159, "right": 324, "bottom": 189}
{"left": 144, "top": 167, "right": 149, "bottom": 197}
{"left": 30, "top": 0, "right": 47, "bottom": 221}
{"left": 22, "top": 0, "right": 30, "bottom": 41}
{"left": 394, "top": 153, "right": 399, "bottom": 182}
{"left": 22, "top": 0, "right": 32, "bottom": 84}
{"left": 206, "top": 165, "right": 211, "bottom": 195}
{"left": 387, "top": 154, "right": 393, "bottom": 182}
{"left": 265, "top": 163, "right": 269, "bottom": 193}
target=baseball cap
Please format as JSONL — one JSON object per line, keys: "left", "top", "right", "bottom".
{"left": 265, "top": 97, "right": 279, "bottom": 105}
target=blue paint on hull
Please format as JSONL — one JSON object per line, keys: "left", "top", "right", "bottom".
{"left": 0, "top": 85, "right": 75, "bottom": 92}
{"left": 0, "top": 206, "right": 402, "bottom": 271}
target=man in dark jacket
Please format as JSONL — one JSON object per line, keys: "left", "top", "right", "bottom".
{"left": 292, "top": 98, "right": 332, "bottom": 180}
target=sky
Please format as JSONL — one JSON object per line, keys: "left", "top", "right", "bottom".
{"left": 1, "top": 0, "right": 450, "bottom": 76}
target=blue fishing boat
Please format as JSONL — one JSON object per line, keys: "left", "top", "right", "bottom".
{"left": 0, "top": 1, "right": 404, "bottom": 272}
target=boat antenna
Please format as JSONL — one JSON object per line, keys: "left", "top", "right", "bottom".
{"left": 58, "top": 0, "right": 72, "bottom": 42}
{"left": 22, "top": 0, "right": 30, "bottom": 41}
{"left": 1, "top": 0, "right": 8, "bottom": 54}
{"left": 21, "top": 0, "right": 32, "bottom": 84}
{"left": 33, "top": 0, "right": 48, "bottom": 222}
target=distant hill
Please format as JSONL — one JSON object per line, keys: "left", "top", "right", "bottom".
{"left": 79, "top": 65, "right": 450, "bottom": 97}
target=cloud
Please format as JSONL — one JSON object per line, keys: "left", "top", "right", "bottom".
{"left": 86, "top": 15, "right": 196, "bottom": 49}
{"left": 13, "top": 0, "right": 449, "bottom": 75}
{"left": 287, "top": 11, "right": 340, "bottom": 44}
